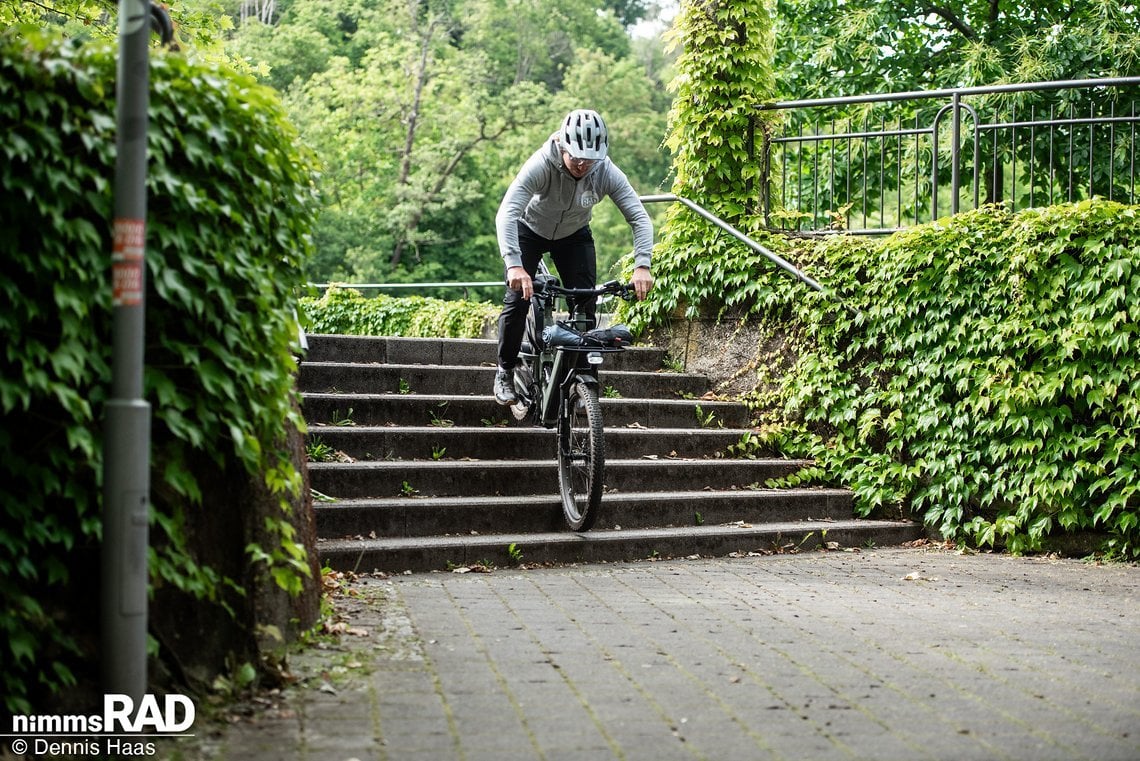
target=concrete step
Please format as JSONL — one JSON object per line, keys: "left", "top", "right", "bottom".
{"left": 302, "top": 393, "right": 751, "bottom": 429}
{"left": 300, "top": 333, "right": 923, "bottom": 571}
{"left": 298, "top": 362, "right": 709, "bottom": 398}
{"left": 305, "top": 425, "right": 757, "bottom": 461}
{"left": 303, "top": 334, "right": 668, "bottom": 372}
{"left": 316, "top": 519, "right": 925, "bottom": 573}
{"left": 309, "top": 458, "right": 812, "bottom": 499}
{"left": 314, "top": 487, "right": 855, "bottom": 538}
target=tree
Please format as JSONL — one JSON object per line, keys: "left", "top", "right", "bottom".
{"left": 555, "top": 46, "right": 674, "bottom": 275}
{"left": 265, "top": 0, "right": 558, "bottom": 284}
{"left": 605, "top": 0, "right": 653, "bottom": 29}
{"left": 773, "top": 0, "right": 1140, "bottom": 99}
{"left": 456, "top": 0, "right": 631, "bottom": 91}
{"left": 227, "top": 0, "right": 387, "bottom": 90}
{"left": 1, "top": 0, "right": 235, "bottom": 53}
{"left": 227, "top": 0, "right": 677, "bottom": 287}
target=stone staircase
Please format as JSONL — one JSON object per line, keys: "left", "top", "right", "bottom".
{"left": 299, "top": 334, "right": 922, "bottom": 572}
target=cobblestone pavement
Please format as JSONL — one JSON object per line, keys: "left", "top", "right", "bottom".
{"left": 171, "top": 546, "right": 1140, "bottom": 761}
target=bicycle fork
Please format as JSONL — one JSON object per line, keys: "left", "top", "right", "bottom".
{"left": 544, "top": 352, "right": 603, "bottom": 427}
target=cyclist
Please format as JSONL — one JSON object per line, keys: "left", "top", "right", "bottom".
{"left": 493, "top": 109, "right": 655, "bottom": 405}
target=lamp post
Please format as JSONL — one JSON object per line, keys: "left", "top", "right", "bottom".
{"left": 102, "top": 0, "right": 153, "bottom": 701}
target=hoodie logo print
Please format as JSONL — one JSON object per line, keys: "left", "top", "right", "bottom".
{"left": 579, "top": 190, "right": 599, "bottom": 209}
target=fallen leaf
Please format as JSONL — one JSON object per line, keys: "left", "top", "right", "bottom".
{"left": 903, "top": 571, "right": 939, "bottom": 582}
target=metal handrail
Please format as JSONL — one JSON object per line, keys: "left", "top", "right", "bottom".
{"left": 308, "top": 194, "right": 827, "bottom": 297}
{"left": 762, "top": 77, "right": 1140, "bottom": 110}
{"left": 639, "top": 194, "right": 824, "bottom": 292}
{"left": 309, "top": 281, "right": 502, "bottom": 290}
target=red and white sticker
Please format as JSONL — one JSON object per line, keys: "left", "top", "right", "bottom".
{"left": 112, "top": 218, "right": 145, "bottom": 306}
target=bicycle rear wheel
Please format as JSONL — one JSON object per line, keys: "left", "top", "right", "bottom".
{"left": 557, "top": 380, "right": 605, "bottom": 531}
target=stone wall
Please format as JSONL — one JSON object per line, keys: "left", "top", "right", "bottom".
{"left": 647, "top": 316, "right": 798, "bottom": 402}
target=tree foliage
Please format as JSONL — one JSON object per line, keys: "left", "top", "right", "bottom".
{"left": 0, "top": 0, "right": 235, "bottom": 54}
{"left": 773, "top": 0, "right": 1140, "bottom": 99}
{"left": 226, "top": 0, "right": 676, "bottom": 287}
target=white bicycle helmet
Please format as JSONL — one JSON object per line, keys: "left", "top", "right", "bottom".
{"left": 559, "top": 109, "right": 608, "bottom": 160}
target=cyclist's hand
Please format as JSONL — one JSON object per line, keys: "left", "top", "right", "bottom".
{"left": 631, "top": 266, "right": 654, "bottom": 301}
{"left": 507, "top": 266, "right": 533, "bottom": 299}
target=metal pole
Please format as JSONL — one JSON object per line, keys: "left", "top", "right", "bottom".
{"left": 639, "top": 194, "right": 825, "bottom": 292}
{"left": 102, "top": 0, "right": 152, "bottom": 702}
{"left": 951, "top": 92, "right": 961, "bottom": 214}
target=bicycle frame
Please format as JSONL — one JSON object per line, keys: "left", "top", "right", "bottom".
{"left": 511, "top": 274, "right": 624, "bottom": 428}
{"left": 508, "top": 266, "right": 634, "bottom": 531}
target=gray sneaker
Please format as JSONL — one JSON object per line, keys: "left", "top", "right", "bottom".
{"left": 493, "top": 368, "right": 517, "bottom": 405}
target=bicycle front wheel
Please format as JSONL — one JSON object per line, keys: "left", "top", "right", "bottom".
{"left": 557, "top": 380, "right": 605, "bottom": 531}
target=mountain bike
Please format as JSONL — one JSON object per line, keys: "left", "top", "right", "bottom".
{"left": 509, "top": 265, "right": 635, "bottom": 532}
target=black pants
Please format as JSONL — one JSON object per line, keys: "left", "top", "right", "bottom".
{"left": 497, "top": 222, "right": 596, "bottom": 369}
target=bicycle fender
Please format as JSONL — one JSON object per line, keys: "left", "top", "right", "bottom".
{"left": 571, "top": 371, "right": 600, "bottom": 387}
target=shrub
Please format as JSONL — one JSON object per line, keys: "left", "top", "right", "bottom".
{"left": 301, "top": 285, "right": 498, "bottom": 338}
{"left": 1, "top": 27, "right": 320, "bottom": 712}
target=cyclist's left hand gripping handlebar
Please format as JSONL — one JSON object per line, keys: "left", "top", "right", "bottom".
{"left": 602, "top": 280, "right": 637, "bottom": 302}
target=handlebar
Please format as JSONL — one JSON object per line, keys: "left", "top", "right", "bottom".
{"left": 536, "top": 278, "right": 636, "bottom": 302}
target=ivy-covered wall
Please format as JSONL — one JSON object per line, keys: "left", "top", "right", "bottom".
{"left": 775, "top": 202, "right": 1140, "bottom": 558}
{"left": 1, "top": 28, "right": 322, "bottom": 712}
{"left": 627, "top": 1, "right": 1140, "bottom": 559}
{"left": 634, "top": 199, "right": 1140, "bottom": 559}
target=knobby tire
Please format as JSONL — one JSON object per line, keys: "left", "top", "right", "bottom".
{"left": 558, "top": 380, "right": 605, "bottom": 532}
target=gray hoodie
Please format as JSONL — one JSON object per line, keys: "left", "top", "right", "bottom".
{"left": 496, "top": 133, "right": 653, "bottom": 271}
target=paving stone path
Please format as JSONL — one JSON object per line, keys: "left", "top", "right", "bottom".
{"left": 173, "top": 546, "right": 1140, "bottom": 761}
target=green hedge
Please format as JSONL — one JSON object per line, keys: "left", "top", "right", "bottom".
{"left": 629, "top": 200, "right": 1140, "bottom": 558}
{"left": 0, "top": 27, "right": 319, "bottom": 711}
{"left": 301, "top": 285, "right": 498, "bottom": 338}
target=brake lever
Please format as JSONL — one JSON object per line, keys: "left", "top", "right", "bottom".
{"left": 619, "top": 283, "right": 637, "bottom": 302}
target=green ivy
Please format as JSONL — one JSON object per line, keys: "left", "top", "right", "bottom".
{"left": 301, "top": 286, "right": 498, "bottom": 338}
{"left": 657, "top": 201, "right": 1140, "bottom": 559}
{"left": 625, "top": 4, "right": 1138, "bottom": 559}
{"left": 797, "top": 200, "right": 1140, "bottom": 558}
{"left": 0, "top": 27, "right": 319, "bottom": 711}
{"left": 623, "top": 0, "right": 778, "bottom": 330}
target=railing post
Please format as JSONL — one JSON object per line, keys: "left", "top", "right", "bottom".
{"left": 951, "top": 91, "right": 961, "bottom": 214}
{"left": 931, "top": 112, "right": 940, "bottom": 221}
